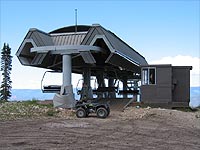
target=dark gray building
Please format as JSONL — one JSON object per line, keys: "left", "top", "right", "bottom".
{"left": 141, "top": 65, "right": 192, "bottom": 108}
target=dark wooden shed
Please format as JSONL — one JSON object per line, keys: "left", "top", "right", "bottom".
{"left": 140, "top": 65, "right": 192, "bottom": 108}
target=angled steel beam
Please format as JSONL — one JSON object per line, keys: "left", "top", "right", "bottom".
{"left": 30, "top": 45, "right": 103, "bottom": 54}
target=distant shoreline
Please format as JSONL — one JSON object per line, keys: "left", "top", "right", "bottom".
{"left": 10, "top": 87, "right": 200, "bottom": 107}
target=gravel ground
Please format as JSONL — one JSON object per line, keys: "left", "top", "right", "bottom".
{"left": 0, "top": 105, "right": 200, "bottom": 150}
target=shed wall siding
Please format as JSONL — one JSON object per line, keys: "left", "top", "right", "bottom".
{"left": 141, "top": 65, "right": 172, "bottom": 104}
{"left": 172, "top": 67, "right": 190, "bottom": 102}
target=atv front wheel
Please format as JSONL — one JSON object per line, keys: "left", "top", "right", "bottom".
{"left": 76, "top": 107, "right": 87, "bottom": 118}
{"left": 96, "top": 107, "right": 108, "bottom": 118}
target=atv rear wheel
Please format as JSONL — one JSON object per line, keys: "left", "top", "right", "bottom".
{"left": 96, "top": 107, "right": 108, "bottom": 118}
{"left": 76, "top": 107, "right": 87, "bottom": 118}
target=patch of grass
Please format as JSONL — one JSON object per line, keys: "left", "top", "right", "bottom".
{"left": 40, "top": 103, "right": 53, "bottom": 108}
{"left": 46, "top": 109, "right": 60, "bottom": 116}
{"left": 173, "top": 107, "right": 199, "bottom": 112}
{"left": 22, "top": 99, "right": 39, "bottom": 106}
{"left": 0, "top": 101, "right": 76, "bottom": 121}
{"left": 0, "top": 101, "right": 56, "bottom": 121}
{"left": 21, "top": 100, "right": 53, "bottom": 108}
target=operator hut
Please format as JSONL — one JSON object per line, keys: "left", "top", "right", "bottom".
{"left": 141, "top": 65, "right": 192, "bottom": 108}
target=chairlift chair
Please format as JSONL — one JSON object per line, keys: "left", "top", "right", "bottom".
{"left": 41, "top": 70, "right": 62, "bottom": 93}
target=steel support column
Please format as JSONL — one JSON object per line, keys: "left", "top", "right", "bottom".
{"left": 123, "top": 77, "right": 128, "bottom": 98}
{"left": 108, "top": 78, "right": 116, "bottom": 98}
{"left": 53, "top": 54, "right": 75, "bottom": 108}
{"left": 96, "top": 71, "right": 105, "bottom": 98}
{"left": 63, "top": 54, "right": 71, "bottom": 87}
{"left": 80, "top": 68, "right": 93, "bottom": 100}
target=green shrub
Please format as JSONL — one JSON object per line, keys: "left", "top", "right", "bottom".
{"left": 46, "top": 109, "right": 59, "bottom": 116}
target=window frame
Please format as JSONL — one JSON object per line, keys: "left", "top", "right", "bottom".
{"left": 142, "top": 67, "right": 156, "bottom": 85}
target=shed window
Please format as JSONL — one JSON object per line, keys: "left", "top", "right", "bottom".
{"left": 142, "top": 68, "right": 156, "bottom": 85}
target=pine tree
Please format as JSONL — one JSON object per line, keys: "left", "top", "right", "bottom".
{"left": 0, "top": 43, "right": 12, "bottom": 102}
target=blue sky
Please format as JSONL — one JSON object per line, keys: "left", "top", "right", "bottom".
{"left": 0, "top": 0, "right": 200, "bottom": 88}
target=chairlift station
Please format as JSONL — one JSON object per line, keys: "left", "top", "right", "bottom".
{"left": 16, "top": 24, "right": 192, "bottom": 108}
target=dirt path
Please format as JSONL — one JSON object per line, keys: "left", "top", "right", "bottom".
{"left": 0, "top": 108, "right": 200, "bottom": 150}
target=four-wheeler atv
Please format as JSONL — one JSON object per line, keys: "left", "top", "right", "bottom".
{"left": 75, "top": 100, "right": 110, "bottom": 119}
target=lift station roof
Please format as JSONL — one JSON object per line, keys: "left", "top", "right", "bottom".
{"left": 16, "top": 24, "right": 148, "bottom": 79}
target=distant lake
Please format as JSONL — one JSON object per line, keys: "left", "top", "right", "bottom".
{"left": 11, "top": 87, "right": 200, "bottom": 108}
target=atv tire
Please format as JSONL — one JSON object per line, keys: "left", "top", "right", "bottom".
{"left": 106, "top": 107, "right": 110, "bottom": 116}
{"left": 96, "top": 107, "right": 108, "bottom": 118}
{"left": 76, "top": 107, "right": 87, "bottom": 118}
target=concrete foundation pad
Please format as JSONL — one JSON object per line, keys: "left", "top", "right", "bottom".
{"left": 53, "top": 93, "right": 76, "bottom": 108}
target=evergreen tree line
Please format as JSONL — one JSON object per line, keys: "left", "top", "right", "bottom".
{"left": 0, "top": 43, "right": 12, "bottom": 102}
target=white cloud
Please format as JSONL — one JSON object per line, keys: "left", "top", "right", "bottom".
{"left": 150, "top": 55, "right": 200, "bottom": 87}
